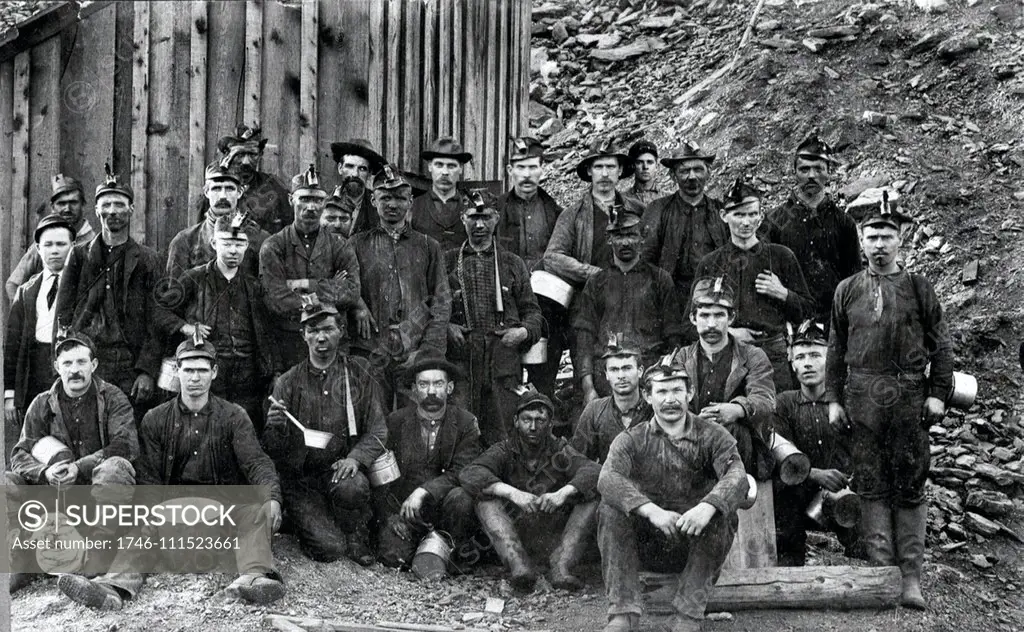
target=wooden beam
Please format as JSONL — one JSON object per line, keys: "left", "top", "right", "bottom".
{"left": 482, "top": 0, "right": 498, "bottom": 180}
{"left": 496, "top": 0, "right": 510, "bottom": 182}
{"left": 243, "top": 0, "right": 263, "bottom": 126}
{"left": 402, "top": 0, "right": 422, "bottom": 172}
{"left": 28, "top": 37, "right": 60, "bottom": 224}
{"left": 298, "top": 0, "right": 318, "bottom": 164}
{"left": 451, "top": 0, "right": 464, "bottom": 143}
{"left": 518, "top": 0, "right": 529, "bottom": 134}
{"left": 260, "top": 0, "right": 300, "bottom": 178}
{"left": 188, "top": 0, "right": 209, "bottom": 224}
{"left": 112, "top": 1, "right": 135, "bottom": 181}
{"left": 460, "top": 1, "right": 481, "bottom": 179}
{"left": 1, "top": 60, "right": 17, "bottom": 278}
{"left": 366, "top": 0, "right": 385, "bottom": 154}
{"left": 205, "top": 0, "right": 246, "bottom": 169}
{"left": 130, "top": 0, "right": 150, "bottom": 245}
{"left": 421, "top": 0, "right": 437, "bottom": 147}
{"left": 11, "top": 51, "right": 30, "bottom": 266}
{"left": 384, "top": 0, "right": 402, "bottom": 168}
{"left": 436, "top": 0, "right": 451, "bottom": 137}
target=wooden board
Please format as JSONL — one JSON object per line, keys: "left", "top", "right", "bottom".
{"left": 298, "top": 0, "right": 318, "bottom": 165}
{"left": 1, "top": 60, "right": 15, "bottom": 281}
{"left": 205, "top": 0, "right": 245, "bottom": 169}
{"left": 402, "top": 0, "right": 422, "bottom": 170}
{"left": 336, "top": 0, "right": 371, "bottom": 143}
{"left": 260, "top": 0, "right": 301, "bottom": 179}
{"left": 188, "top": 0, "right": 209, "bottom": 223}
{"left": 366, "top": 0, "right": 385, "bottom": 155}
{"left": 461, "top": 0, "right": 482, "bottom": 181}
{"left": 130, "top": 1, "right": 150, "bottom": 245}
{"left": 28, "top": 37, "right": 60, "bottom": 224}
{"left": 421, "top": 0, "right": 437, "bottom": 148}
{"left": 242, "top": 0, "right": 263, "bottom": 128}
{"left": 517, "top": 0, "right": 530, "bottom": 134}
{"left": 437, "top": 0, "right": 451, "bottom": 137}
{"left": 450, "top": 0, "right": 464, "bottom": 146}
{"left": 723, "top": 479, "right": 777, "bottom": 570}
{"left": 384, "top": 0, "right": 402, "bottom": 168}
{"left": 482, "top": 0, "right": 499, "bottom": 180}
{"left": 496, "top": 0, "right": 510, "bottom": 183}
{"left": 11, "top": 51, "right": 30, "bottom": 265}
{"left": 112, "top": 2, "right": 135, "bottom": 181}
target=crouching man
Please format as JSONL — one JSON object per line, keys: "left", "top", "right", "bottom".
{"left": 598, "top": 357, "right": 748, "bottom": 632}
{"left": 459, "top": 390, "right": 600, "bottom": 592}
{"left": 377, "top": 352, "right": 481, "bottom": 570}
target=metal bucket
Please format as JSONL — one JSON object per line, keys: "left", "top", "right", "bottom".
{"left": 368, "top": 449, "right": 401, "bottom": 487}
{"left": 157, "top": 357, "right": 180, "bottom": 392}
{"left": 521, "top": 338, "right": 548, "bottom": 365}
{"left": 411, "top": 530, "right": 453, "bottom": 580}
{"left": 738, "top": 474, "right": 758, "bottom": 510}
{"left": 769, "top": 432, "right": 811, "bottom": 486}
{"left": 806, "top": 487, "right": 860, "bottom": 528}
{"left": 948, "top": 371, "right": 977, "bottom": 410}
{"left": 31, "top": 436, "right": 74, "bottom": 466}
{"left": 530, "top": 270, "right": 574, "bottom": 308}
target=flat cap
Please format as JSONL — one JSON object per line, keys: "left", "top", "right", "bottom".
{"left": 290, "top": 164, "right": 325, "bottom": 194}
{"left": 509, "top": 136, "right": 546, "bottom": 163}
{"left": 372, "top": 163, "right": 412, "bottom": 191}
{"left": 642, "top": 354, "right": 690, "bottom": 385}
{"left": 95, "top": 162, "right": 134, "bottom": 203}
{"left": 691, "top": 277, "right": 735, "bottom": 310}
{"left": 515, "top": 387, "right": 554, "bottom": 415}
{"left": 175, "top": 336, "right": 218, "bottom": 362}
{"left": 34, "top": 213, "right": 76, "bottom": 243}
{"left": 50, "top": 174, "right": 84, "bottom": 202}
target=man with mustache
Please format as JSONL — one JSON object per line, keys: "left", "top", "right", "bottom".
{"left": 321, "top": 187, "right": 357, "bottom": 239}
{"left": 166, "top": 160, "right": 269, "bottom": 279}
{"left": 575, "top": 208, "right": 682, "bottom": 403}
{"left": 411, "top": 137, "right": 474, "bottom": 253}
{"left": 6, "top": 174, "right": 97, "bottom": 300}
{"left": 460, "top": 389, "right": 600, "bottom": 592}
{"left": 640, "top": 141, "right": 728, "bottom": 330}
{"left": 626, "top": 140, "right": 662, "bottom": 206}
{"left": 376, "top": 352, "right": 481, "bottom": 573}
{"left": 825, "top": 192, "right": 952, "bottom": 610}
{"left": 348, "top": 166, "right": 451, "bottom": 410}
{"left": 5, "top": 215, "right": 76, "bottom": 449}
{"left": 694, "top": 177, "right": 813, "bottom": 392}
{"left": 55, "top": 168, "right": 169, "bottom": 418}
{"left": 444, "top": 192, "right": 543, "bottom": 445}
{"left": 598, "top": 357, "right": 747, "bottom": 632}
{"left": 259, "top": 164, "right": 362, "bottom": 368}
{"left": 199, "top": 124, "right": 292, "bottom": 234}
{"left": 765, "top": 134, "right": 862, "bottom": 326}
{"left": 772, "top": 321, "right": 856, "bottom": 567}
{"left": 669, "top": 278, "right": 776, "bottom": 480}
{"left": 496, "top": 136, "right": 564, "bottom": 398}
{"left": 570, "top": 336, "right": 651, "bottom": 463}
{"left": 330, "top": 138, "right": 386, "bottom": 235}
{"left": 264, "top": 300, "right": 387, "bottom": 566}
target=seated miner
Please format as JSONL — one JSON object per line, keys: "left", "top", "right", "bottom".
{"left": 571, "top": 336, "right": 652, "bottom": 463}
{"left": 574, "top": 207, "right": 682, "bottom": 402}
{"left": 55, "top": 337, "right": 285, "bottom": 609}
{"left": 598, "top": 357, "right": 748, "bottom": 632}
{"left": 321, "top": 187, "right": 357, "bottom": 239}
{"left": 459, "top": 390, "right": 600, "bottom": 592}
{"left": 263, "top": 300, "right": 387, "bottom": 566}
{"left": 376, "top": 351, "right": 481, "bottom": 570}
{"left": 668, "top": 278, "right": 776, "bottom": 480}
{"left": 772, "top": 321, "right": 856, "bottom": 567}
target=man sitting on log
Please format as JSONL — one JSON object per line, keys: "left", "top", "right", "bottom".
{"left": 459, "top": 390, "right": 600, "bottom": 592}
{"left": 598, "top": 356, "right": 748, "bottom": 632}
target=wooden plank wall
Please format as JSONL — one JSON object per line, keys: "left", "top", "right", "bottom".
{"left": 0, "top": 0, "right": 529, "bottom": 262}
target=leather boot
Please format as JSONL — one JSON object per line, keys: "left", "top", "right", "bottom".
{"left": 57, "top": 575, "right": 123, "bottom": 610}
{"left": 548, "top": 501, "right": 597, "bottom": 590}
{"left": 859, "top": 500, "right": 895, "bottom": 566}
{"left": 347, "top": 518, "right": 376, "bottom": 567}
{"left": 477, "top": 500, "right": 537, "bottom": 591}
{"left": 894, "top": 504, "right": 928, "bottom": 610}
{"left": 603, "top": 613, "right": 640, "bottom": 632}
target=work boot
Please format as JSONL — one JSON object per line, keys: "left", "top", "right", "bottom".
{"left": 223, "top": 573, "right": 286, "bottom": 605}
{"left": 9, "top": 573, "right": 37, "bottom": 595}
{"left": 56, "top": 575, "right": 123, "bottom": 610}
{"left": 477, "top": 500, "right": 537, "bottom": 591}
{"left": 894, "top": 503, "right": 928, "bottom": 610}
{"left": 603, "top": 613, "right": 640, "bottom": 632}
{"left": 858, "top": 499, "right": 895, "bottom": 566}
{"left": 548, "top": 501, "right": 597, "bottom": 591}
{"left": 661, "top": 614, "right": 703, "bottom": 632}
{"left": 347, "top": 521, "right": 376, "bottom": 567}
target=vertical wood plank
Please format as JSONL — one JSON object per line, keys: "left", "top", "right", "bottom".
{"left": 243, "top": 0, "right": 263, "bottom": 128}
{"left": 130, "top": 1, "right": 150, "bottom": 245}
{"left": 450, "top": 0, "right": 464, "bottom": 145}
{"left": 298, "top": 0, "right": 318, "bottom": 164}
{"left": 205, "top": 0, "right": 246, "bottom": 169}
{"left": 461, "top": 0, "right": 481, "bottom": 181}
{"left": 188, "top": 0, "right": 209, "bottom": 224}
{"left": 496, "top": 0, "right": 510, "bottom": 181}
{"left": 481, "top": 0, "right": 498, "bottom": 180}
{"left": 402, "top": 0, "right": 421, "bottom": 171}
{"left": 518, "top": 0, "right": 529, "bottom": 134}
{"left": 384, "top": 0, "right": 402, "bottom": 169}
{"left": 0, "top": 61, "right": 14, "bottom": 283}
{"left": 437, "top": 0, "right": 451, "bottom": 137}
{"left": 11, "top": 52, "right": 30, "bottom": 266}
{"left": 335, "top": 0, "right": 372, "bottom": 147}
{"left": 318, "top": 0, "right": 342, "bottom": 189}
{"left": 112, "top": 1, "right": 135, "bottom": 182}
{"left": 367, "top": 0, "right": 385, "bottom": 155}
{"left": 422, "top": 0, "right": 437, "bottom": 150}
{"left": 260, "top": 0, "right": 301, "bottom": 179}
{"left": 28, "top": 37, "right": 61, "bottom": 228}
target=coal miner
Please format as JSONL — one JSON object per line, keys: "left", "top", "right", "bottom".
{"left": 626, "top": 140, "right": 662, "bottom": 206}
{"left": 460, "top": 390, "right": 600, "bottom": 592}
{"left": 694, "top": 177, "right": 813, "bottom": 392}
{"left": 597, "top": 357, "right": 748, "bottom": 632}
{"left": 348, "top": 165, "right": 451, "bottom": 409}
{"left": 772, "top": 321, "right": 857, "bottom": 567}
{"left": 570, "top": 337, "right": 651, "bottom": 464}
{"left": 668, "top": 278, "right": 776, "bottom": 480}
{"left": 264, "top": 301, "right": 387, "bottom": 566}
{"left": 575, "top": 207, "right": 682, "bottom": 403}
{"left": 259, "top": 164, "right": 362, "bottom": 368}
{"left": 55, "top": 337, "right": 286, "bottom": 609}
{"left": 376, "top": 352, "right": 481, "bottom": 571}
{"left": 166, "top": 160, "right": 268, "bottom": 279}
{"left": 321, "top": 187, "right": 357, "bottom": 239}
{"left": 330, "top": 138, "right": 386, "bottom": 236}
{"left": 411, "top": 137, "right": 474, "bottom": 253}
{"left": 201, "top": 124, "right": 292, "bottom": 234}
{"left": 6, "top": 174, "right": 97, "bottom": 300}
{"left": 445, "top": 191, "right": 543, "bottom": 445}
{"left": 765, "top": 134, "right": 862, "bottom": 326}
{"left": 640, "top": 141, "right": 728, "bottom": 319}
{"left": 826, "top": 192, "right": 952, "bottom": 610}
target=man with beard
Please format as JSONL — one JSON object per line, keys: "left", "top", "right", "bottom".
{"left": 445, "top": 192, "right": 543, "bottom": 445}
{"left": 55, "top": 167, "right": 168, "bottom": 417}
{"left": 349, "top": 165, "right": 451, "bottom": 410}
{"left": 772, "top": 321, "right": 856, "bottom": 567}
{"left": 6, "top": 175, "right": 97, "bottom": 300}
{"left": 5, "top": 215, "right": 76, "bottom": 448}
{"left": 626, "top": 140, "right": 662, "bottom": 206}
{"left": 167, "top": 160, "right": 268, "bottom": 279}
{"left": 200, "top": 124, "right": 292, "bottom": 234}
{"left": 826, "top": 192, "right": 951, "bottom": 609}
{"left": 460, "top": 390, "right": 600, "bottom": 592}
{"left": 640, "top": 141, "right": 728, "bottom": 322}
{"left": 321, "top": 187, "right": 356, "bottom": 239}
{"left": 160, "top": 213, "right": 283, "bottom": 434}
{"left": 575, "top": 209, "right": 682, "bottom": 403}
{"left": 669, "top": 278, "right": 776, "bottom": 480}
{"left": 496, "top": 136, "right": 564, "bottom": 398}
{"left": 376, "top": 352, "right": 481, "bottom": 572}
{"left": 411, "top": 137, "right": 474, "bottom": 253}
{"left": 571, "top": 337, "right": 651, "bottom": 463}
{"left": 694, "top": 177, "right": 812, "bottom": 392}
{"left": 259, "top": 164, "right": 362, "bottom": 368}
{"left": 330, "top": 138, "right": 386, "bottom": 235}
{"left": 264, "top": 301, "right": 387, "bottom": 566}
{"left": 766, "top": 134, "right": 862, "bottom": 326}
{"left": 598, "top": 357, "right": 747, "bottom": 632}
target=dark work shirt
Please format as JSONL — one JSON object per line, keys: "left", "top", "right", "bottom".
{"left": 459, "top": 434, "right": 600, "bottom": 499}
{"left": 206, "top": 267, "right": 256, "bottom": 357}
{"left": 58, "top": 383, "right": 102, "bottom": 459}
{"left": 773, "top": 389, "right": 850, "bottom": 473}
{"left": 641, "top": 193, "right": 728, "bottom": 297}
{"left": 571, "top": 395, "right": 651, "bottom": 463}
{"left": 591, "top": 201, "right": 612, "bottom": 269}
{"left": 411, "top": 191, "right": 469, "bottom": 254}
{"left": 498, "top": 191, "right": 555, "bottom": 269}
{"left": 694, "top": 340, "right": 733, "bottom": 413}
{"left": 171, "top": 398, "right": 213, "bottom": 484}
{"left": 90, "top": 241, "right": 129, "bottom": 347}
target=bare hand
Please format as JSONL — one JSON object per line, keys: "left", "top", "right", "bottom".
{"left": 754, "top": 270, "right": 789, "bottom": 302}
{"left": 809, "top": 468, "right": 849, "bottom": 493}
{"left": 728, "top": 327, "right": 758, "bottom": 344}
{"left": 923, "top": 396, "right": 946, "bottom": 426}
{"left": 44, "top": 462, "right": 78, "bottom": 486}
{"left": 646, "top": 506, "right": 684, "bottom": 542}
{"left": 354, "top": 307, "right": 378, "bottom": 340}
{"left": 497, "top": 327, "right": 529, "bottom": 348}
{"left": 537, "top": 488, "right": 572, "bottom": 513}
{"left": 261, "top": 499, "right": 282, "bottom": 533}
{"left": 181, "top": 322, "right": 213, "bottom": 339}
{"left": 509, "top": 489, "right": 540, "bottom": 514}
{"left": 448, "top": 324, "right": 468, "bottom": 351}
{"left": 675, "top": 502, "right": 716, "bottom": 537}
{"left": 4, "top": 398, "right": 19, "bottom": 428}
{"left": 828, "top": 402, "right": 848, "bottom": 431}
{"left": 698, "top": 403, "right": 744, "bottom": 425}
{"left": 265, "top": 400, "right": 288, "bottom": 428}
{"left": 330, "top": 458, "right": 360, "bottom": 484}
{"left": 400, "top": 488, "right": 429, "bottom": 524}
{"left": 131, "top": 374, "right": 155, "bottom": 402}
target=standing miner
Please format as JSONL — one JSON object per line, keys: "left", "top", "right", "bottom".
{"left": 330, "top": 138, "right": 386, "bottom": 235}
{"left": 411, "top": 137, "right": 474, "bottom": 253}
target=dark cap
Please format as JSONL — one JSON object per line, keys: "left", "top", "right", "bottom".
{"left": 846, "top": 188, "right": 912, "bottom": 229}
{"left": 175, "top": 336, "right": 218, "bottom": 363}
{"left": 372, "top": 163, "right": 412, "bottom": 191}
{"left": 34, "top": 214, "right": 76, "bottom": 244}
{"left": 794, "top": 132, "right": 837, "bottom": 164}
{"left": 514, "top": 387, "right": 554, "bottom": 416}
{"left": 788, "top": 320, "right": 827, "bottom": 347}
{"left": 212, "top": 211, "right": 255, "bottom": 238}
{"left": 576, "top": 136, "right": 634, "bottom": 182}
{"left": 217, "top": 124, "right": 268, "bottom": 155}
{"left": 50, "top": 174, "right": 84, "bottom": 203}
{"left": 330, "top": 138, "right": 386, "bottom": 172}
{"left": 299, "top": 295, "right": 340, "bottom": 325}
{"left": 601, "top": 333, "right": 642, "bottom": 359}
{"left": 464, "top": 190, "right": 499, "bottom": 217}
{"left": 660, "top": 140, "right": 715, "bottom": 168}
{"left": 205, "top": 159, "right": 242, "bottom": 184}
{"left": 642, "top": 354, "right": 690, "bottom": 385}
{"left": 325, "top": 187, "right": 358, "bottom": 213}
{"left": 405, "top": 349, "right": 461, "bottom": 383}
{"left": 691, "top": 277, "right": 735, "bottom": 310}
{"left": 53, "top": 328, "right": 96, "bottom": 358}
{"left": 509, "top": 136, "right": 546, "bottom": 163}
{"left": 95, "top": 162, "right": 134, "bottom": 203}
{"left": 722, "top": 175, "right": 761, "bottom": 211}
{"left": 628, "top": 140, "right": 659, "bottom": 161}
{"left": 290, "top": 164, "right": 325, "bottom": 194}
{"left": 606, "top": 204, "right": 643, "bottom": 233}
{"left": 422, "top": 136, "right": 473, "bottom": 164}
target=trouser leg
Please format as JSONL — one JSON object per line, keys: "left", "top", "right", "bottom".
{"left": 671, "top": 512, "right": 735, "bottom": 622}
{"left": 282, "top": 475, "right": 347, "bottom": 562}
{"left": 773, "top": 480, "right": 813, "bottom": 567}
{"left": 549, "top": 500, "right": 598, "bottom": 590}
{"left": 894, "top": 503, "right": 928, "bottom": 609}
{"left": 598, "top": 502, "right": 645, "bottom": 617}
{"left": 476, "top": 499, "right": 538, "bottom": 590}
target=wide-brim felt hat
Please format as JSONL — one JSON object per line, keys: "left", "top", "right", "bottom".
{"left": 660, "top": 141, "right": 715, "bottom": 167}
{"left": 575, "top": 137, "right": 634, "bottom": 182}
{"left": 422, "top": 137, "right": 473, "bottom": 164}
{"left": 330, "top": 139, "right": 386, "bottom": 171}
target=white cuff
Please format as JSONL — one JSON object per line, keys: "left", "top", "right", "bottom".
{"left": 4, "top": 390, "right": 15, "bottom": 399}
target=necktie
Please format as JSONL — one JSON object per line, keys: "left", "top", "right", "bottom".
{"left": 46, "top": 274, "right": 59, "bottom": 309}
